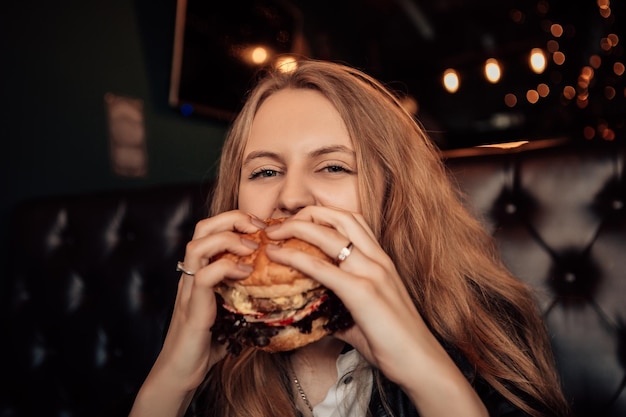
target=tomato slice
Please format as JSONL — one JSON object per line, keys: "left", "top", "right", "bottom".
{"left": 223, "top": 293, "right": 328, "bottom": 326}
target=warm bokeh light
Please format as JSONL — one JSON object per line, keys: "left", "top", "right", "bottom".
{"left": 589, "top": 54, "right": 602, "bottom": 69}
{"left": 550, "top": 24, "right": 564, "bottom": 37}
{"left": 275, "top": 55, "right": 298, "bottom": 73}
{"left": 563, "top": 85, "right": 576, "bottom": 100}
{"left": 537, "top": 83, "right": 550, "bottom": 97}
{"left": 599, "top": 7, "right": 612, "bottom": 18}
{"left": 537, "top": 1, "right": 549, "bottom": 14}
{"left": 526, "top": 89, "right": 540, "bottom": 104}
{"left": 553, "top": 51, "right": 566, "bottom": 65}
{"left": 250, "top": 47, "right": 268, "bottom": 64}
{"left": 583, "top": 125, "right": 595, "bottom": 139}
{"left": 605, "top": 86, "right": 616, "bottom": 99}
{"left": 614, "top": 62, "right": 625, "bottom": 76}
{"left": 400, "top": 95, "right": 419, "bottom": 115}
{"left": 582, "top": 66, "right": 595, "bottom": 79}
{"left": 510, "top": 9, "right": 524, "bottom": 23}
{"left": 529, "top": 48, "right": 547, "bottom": 74}
{"left": 443, "top": 69, "right": 460, "bottom": 93}
{"left": 601, "top": 127, "right": 616, "bottom": 140}
{"left": 484, "top": 58, "right": 501, "bottom": 83}
{"left": 578, "top": 66, "right": 594, "bottom": 89}
{"left": 504, "top": 93, "right": 518, "bottom": 107}
{"left": 597, "top": 122, "right": 616, "bottom": 140}
{"left": 547, "top": 40, "right": 559, "bottom": 53}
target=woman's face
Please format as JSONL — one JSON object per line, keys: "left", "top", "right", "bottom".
{"left": 238, "top": 88, "right": 361, "bottom": 220}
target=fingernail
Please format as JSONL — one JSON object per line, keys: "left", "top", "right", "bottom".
{"left": 249, "top": 215, "right": 267, "bottom": 229}
{"left": 266, "top": 243, "right": 280, "bottom": 251}
{"left": 241, "top": 237, "right": 259, "bottom": 249}
{"left": 237, "top": 262, "right": 254, "bottom": 272}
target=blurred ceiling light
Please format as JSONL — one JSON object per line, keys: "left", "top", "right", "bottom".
{"left": 250, "top": 46, "right": 268, "bottom": 65}
{"left": 484, "top": 58, "right": 501, "bottom": 83}
{"left": 275, "top": 55, "right": 298, "bottom": 73}
{"left": 504, "top": 93, "right": 518, "bottom": 107}
{"left": 547, "top": 40, "right": 559, "bottom": 52}
{"left": 529, "top": 48, "right": 547, "bottom": 74}
{"left": 443, "top": 69, "right": 460, "bottom": 93}
{"left": 605, "top": 86, "right": 616, "bottom": 99}
{"left": 580, "top": 66, "right": 594, "bottom": 85}
{"left": 526, "top": 89, "right": 540, "bottom": 104}
{"left": 553, "top": 51, "right": 566, "bottom": 65}
{"left": 599, "top": 7, "right": 611, "bottom": 18}
{"left": 563, "top": 85, "right": 576, "bottom": 100}
{"left": 399, "top": 94, "right": 419, "bottom": 115}
{"left": 601, "top": 37, "right": 613, "bottom": 51}
{"left": 550, "top": 24, "right": 564, "bottom": 37}
{"left": 582, "top": 68, "right": 594, "bottom": 79}
{"left": 589, "top": 54, "right": 602, "bottom": 68}
{"left": 489, "top": 113, "right": 524, "bottom": 129}
{"left": 614, "top": 62, "right": 625, "bottom": 76}
{"left": 537, "top": 83, "right": 550, "bottom": 97}
{"left": 510, "top": 9, "right": 524, "bottom": 23}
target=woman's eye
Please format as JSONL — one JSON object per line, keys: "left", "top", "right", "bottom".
{"left": 249, "top": 169, "right": 279, "bottom": 179}
{"left": 321, "top": 164, "right": 352, "bottom": 174}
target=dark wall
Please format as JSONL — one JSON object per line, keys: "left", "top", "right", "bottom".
{"left": 0, "top": 0, "right": 228, "bottom": 288}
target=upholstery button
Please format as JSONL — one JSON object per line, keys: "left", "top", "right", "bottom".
{"left": 549, "top": 254, "right": 598, "bottom": 297}
{"left": 505, "top": 203, "right": 517, "bottom": 214}
{"left": 343, "top": 375, "right": 353, "bottom": 384}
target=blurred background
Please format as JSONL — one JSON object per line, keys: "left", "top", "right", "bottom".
{"left": 1, "top": 0, "right": 624, "bottom": 299}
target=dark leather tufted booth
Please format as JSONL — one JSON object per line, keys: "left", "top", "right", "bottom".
{"left": 2, "top": 139, "right": 625, "bottom": 417}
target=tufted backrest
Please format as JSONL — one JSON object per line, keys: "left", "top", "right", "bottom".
{"left": 2, "top": 183, "right": 211, "bottom": 416}
{"left": 444, "top": 139, "right": 626, "bottom": 417}
{"left": 2, "top": 140, "right": 624, "bottom": 417}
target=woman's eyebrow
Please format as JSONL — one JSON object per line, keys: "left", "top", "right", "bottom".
{"left": 243, "top": 145, "right": 355, "bottom": 166}
{"left": 242, "top": 150, "right": 281, "bottom": 166}
{"left": 308, "top": 145, "right": 355, "bottom": 158}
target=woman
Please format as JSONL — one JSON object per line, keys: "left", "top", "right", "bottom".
{"left": 129, "top": 60, "right": 570, "bottom": 417}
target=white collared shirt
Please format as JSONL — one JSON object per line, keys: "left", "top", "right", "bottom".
{"left": 313, "top": 349, "right": 373, "bottom": 417}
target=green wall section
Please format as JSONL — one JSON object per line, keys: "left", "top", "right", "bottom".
{"left": 0, "top": 0, "right": 228, "bottom": 282}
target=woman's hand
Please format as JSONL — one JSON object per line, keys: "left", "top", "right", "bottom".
{"left": 129, "top": 211, "right": 265, "bottom": 417}
{"left": 263, "top": 207, "right": 423, "bottom": 380}
{"left": 263, "top": 207, "right": 488, "bottom": 417}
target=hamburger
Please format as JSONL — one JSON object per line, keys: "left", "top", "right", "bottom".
{"left": 211, "top": 218, "right": 354, "bottom": 354}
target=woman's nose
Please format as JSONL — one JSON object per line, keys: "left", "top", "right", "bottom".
{"left": 275, "top": 174, "right": 315, "bottom": 216}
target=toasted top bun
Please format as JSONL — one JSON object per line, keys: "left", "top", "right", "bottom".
{"left": 215, "top": 218, "right": 333, "bottom": 299}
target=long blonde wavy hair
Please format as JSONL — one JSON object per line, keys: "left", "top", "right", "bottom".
{"left": 202, "top": 59, "right": 569, "bottom": 417}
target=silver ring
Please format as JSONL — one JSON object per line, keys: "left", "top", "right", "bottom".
{"left": 176, "top": 261, "right": 195, "bottom": 276}
{"left": 337, "top": 242, "right": 353, "bottom": 262}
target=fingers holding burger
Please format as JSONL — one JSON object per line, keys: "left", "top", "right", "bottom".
{"left": 211, "top": 218, "right": 354, "bottom": 354}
